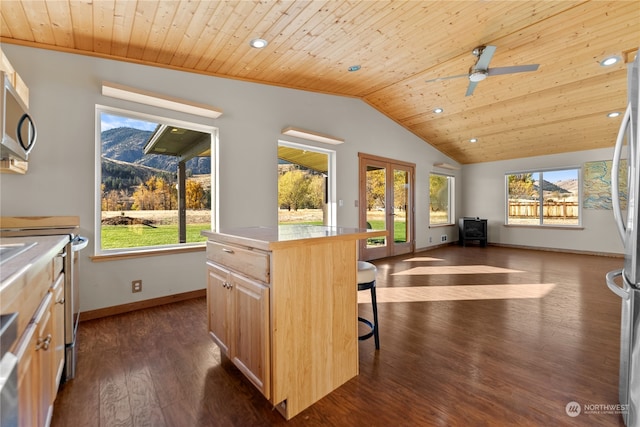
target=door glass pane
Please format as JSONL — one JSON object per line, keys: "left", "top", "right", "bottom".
{"left": 366, "top": 165, "right": 386, "bottom": 247}
{"left": 393, "top": 169, "right": 408, "bottom": 243}
{"left": 507, "top": 172, "right": 540, "bottom": 225}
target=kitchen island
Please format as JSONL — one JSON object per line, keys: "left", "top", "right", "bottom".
{"left": 201, "top": 225, "right": 386, "bottom": 419}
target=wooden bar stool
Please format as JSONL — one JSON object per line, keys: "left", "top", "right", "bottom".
{"left": 357, "top": 261, "right": 380, "bottom": 349}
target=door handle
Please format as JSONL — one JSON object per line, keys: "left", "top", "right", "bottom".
{"left": 606, "top": 269, "right": 629, "bottom": 300}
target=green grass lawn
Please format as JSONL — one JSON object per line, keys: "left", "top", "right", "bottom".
{"left": 102, "top": 219, "right": 407, "bottom": 250}
{"left": 364, "top": 219, "right": 407, "bottom": 243}
{"left": 101, "top": 224, "right": 210, "bottom": 249}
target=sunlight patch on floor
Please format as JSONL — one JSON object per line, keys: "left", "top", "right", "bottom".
{"left": 391, "top": 265, "right": 524, "bottom": 275}
{"left": 358, "top": 283, "right": 556, "bottom": 303}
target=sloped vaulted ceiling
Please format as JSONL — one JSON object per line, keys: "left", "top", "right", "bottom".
{"left": 1, "top": 1, "right": 638, "bottom": 164}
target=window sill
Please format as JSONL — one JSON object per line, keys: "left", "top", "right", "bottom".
{"left": 503, "top": 224, "right": 584, "bottom": 230}
{"left": 90, "top": 244, "right": 205, "bottom": 262}
{"left": 429, "top": 223, "right": 455, "bottom": 228}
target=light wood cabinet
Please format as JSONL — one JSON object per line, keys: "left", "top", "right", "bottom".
{"left": 15, "top": 292, "right": 53, "bottom": 427}
{"left": 50, "top": 273, "right": 66, "bottom": 403}
{"left": 206, "top": 258, "right": 270, "bottom": 398}
{"left": 203, "top": 226, "right": 386, "bottom": 420}
{"left": 0, "top": 236, "right": 67, "bottom": 427}
{"left": 0, "top": 47, "right": 29, "bottom": 107}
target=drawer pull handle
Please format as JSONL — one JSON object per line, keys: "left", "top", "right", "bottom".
{"left": 222, "top": 248, "right": 235, "bottom": 254}
{"left": 222, "top": 282, "right": 233, "bottom": 290}
{"left": 36, "top": 334, "right": 52, "bottom": 351}
{"left": 56, "top": 298, "right": 65, "bottom": 305}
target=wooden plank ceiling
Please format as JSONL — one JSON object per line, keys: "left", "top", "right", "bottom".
{"left": 2, "top": 1, "right": 638, "bottom": 164}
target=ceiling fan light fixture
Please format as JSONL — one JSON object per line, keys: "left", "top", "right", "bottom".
{"left": 468, "top": 70, "right": 487, "bottom": 82}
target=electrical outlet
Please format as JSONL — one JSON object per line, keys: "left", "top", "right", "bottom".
{"left": 132, "top": 280, "right": 142, "bottom": 293}
{"left": 441, "top": 235, "right": 447, "bottom": 242}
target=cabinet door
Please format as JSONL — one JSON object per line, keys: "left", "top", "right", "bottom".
{"left": 15, "top": 292, "right": 53, "bottom": 427}
{"left": 51, "top": 273, "right": 66, "bottom": 394}
{"left": 38, "top": 298, "right": 54, "bottom": 427}
{"left": 15, "top": 322, "right": 39, "bottom": 427}
{"left": 231, "top": 273, "right": 270, "bottom": 398}
{"left": 206, "top": 262, "right": 232, "bottom": 355}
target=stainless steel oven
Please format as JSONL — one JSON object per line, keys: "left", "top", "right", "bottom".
{"left": 0, "top": 217, "right": 88, "bottom": 383}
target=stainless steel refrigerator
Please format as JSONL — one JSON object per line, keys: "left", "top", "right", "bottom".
{"left": 607, "top": 48, "right": 640, "bottom": 427}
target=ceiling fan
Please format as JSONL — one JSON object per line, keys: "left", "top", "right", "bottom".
{"left": 426, "top": 45, "right": 540, "bottom": 96}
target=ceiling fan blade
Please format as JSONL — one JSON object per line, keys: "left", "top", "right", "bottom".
{"left": 487, "top": 64, "right": 540, "bottom": 76}
{"left": 475, "top": 45, "right": 497, "bottom": 70}
{"left": 465, "top": 81, "right": 479, "bottom": 97}
{"left": 425, "top": 73, "right": 468, "bottom": 83}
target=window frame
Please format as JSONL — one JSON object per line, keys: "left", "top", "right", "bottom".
{"left": 277, "top": 140, "right": 337, "bottom": 227}
{"left": 94, "top": 104, "right": 218, "bottom": 256}
{"left": 429, "top": 173, "right": 455, "bottom": 227}
{"left": 504, "top": 166, "right": 582, "bottom": 227}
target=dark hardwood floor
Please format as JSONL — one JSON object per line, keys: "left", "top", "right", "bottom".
{"left": 52, "top": 245, "right": 628, "bottom": 426}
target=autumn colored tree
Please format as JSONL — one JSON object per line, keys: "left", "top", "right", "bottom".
{"left": 131, "top": 176, "right": 177, "bottom": 210}
{"left": 366, "top": 169, "right": 385, "bottom": 210}
{"left": 429, "top": 174, "right": 448, "bottom": 212}
{"left": 508, "top": 173, "right": 536, "bottom": 199}
{"left": 185, "top": 179, "right": 206, "bottom": 209}
{"left": 278, "top": 170, "right": 311, "bottom": 211}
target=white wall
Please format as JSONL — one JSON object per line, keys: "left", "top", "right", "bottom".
{"left": 0, "top": 45, "right": 460, "bottom": 312}
{"left": 462, "top": 148, "right": 624, "bottom": 255}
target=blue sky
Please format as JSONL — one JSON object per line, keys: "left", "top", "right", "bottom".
{"left": 100, "top": 113, "right": 157, "bottom": 131}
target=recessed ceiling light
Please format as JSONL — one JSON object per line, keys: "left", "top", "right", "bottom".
{"left": 348, "top": 65, "right": 361, "bottom": 72}
{"left": 433, "top": 108, "right": 444, "bottom": 114}
{"left": 249, "top": 38, "right": 268, "bottom": 49}
{"left": 600, "top": 55, "right": 621, "bottom": 66}
{"left": 469, "top": 138, "right": 478, "bottom": 143}
{"left": 608, "top": 112, "right": 621, "bottom": 118}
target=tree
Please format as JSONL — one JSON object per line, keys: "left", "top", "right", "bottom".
{"left": 278, "top": 170, "right": 310, "bottom": 211}
{"left": 131, "top": 176, "right": 177, "bottom": 210}
{"left": 430, "top": 175, "right": 448, "bottom": 212}
{"left": 306, "top": 174, "right": 325, "bottom": 209}
{"left": 366, "top": 169, "right": 385, "bottom": 210}
{"left": 186, "top": 179, "right": 206, "bottom": 209}
{"left": 508, "top": 173, "right": 536, "bottom": 199}
{"left": 394, "top": 170, "right": 408, "bottom": 211}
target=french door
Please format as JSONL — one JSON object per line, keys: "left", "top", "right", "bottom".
{"left": 358, "top": 153, "right": 415, "bottom": 260}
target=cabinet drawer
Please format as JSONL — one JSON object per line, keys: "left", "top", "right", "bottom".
{"left": 207, "top": 241, "right": 270, "bottom": 283}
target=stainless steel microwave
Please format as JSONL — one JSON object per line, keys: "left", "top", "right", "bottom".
{"left": 1, "top": 71, "right": 36, "bottom": 161}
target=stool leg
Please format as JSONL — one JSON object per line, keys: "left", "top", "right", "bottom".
{"left": 370, "top": 284, "right": 380, "bottom": 349}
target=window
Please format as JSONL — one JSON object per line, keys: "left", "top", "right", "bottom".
{"left": 96, "top": 107, "right": 215, "bottom": 253}
{"left": 506, "top": 168, "right": 580, "bottom": 226}
{"left": 429, "top": 173, "right": 455, "bottom": 225}
{"left": 277, "top": 141, "right": 336, "bottom": 226}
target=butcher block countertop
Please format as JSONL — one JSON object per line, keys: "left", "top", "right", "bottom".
{"left": 201, "top": 225, "right": 386, "bottom": 251}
